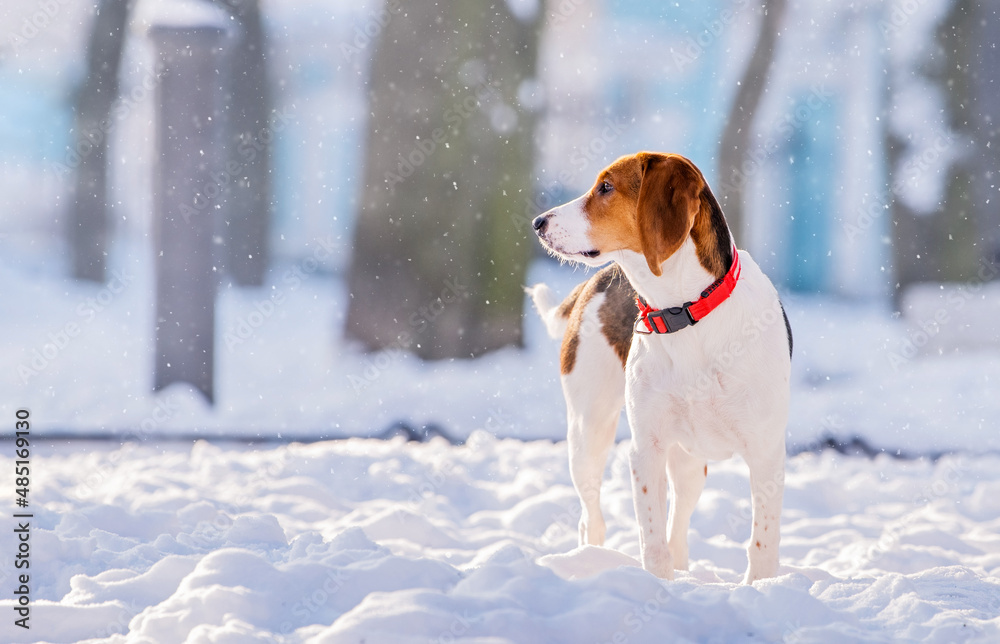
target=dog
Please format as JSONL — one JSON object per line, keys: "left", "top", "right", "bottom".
{"left": 528, "top": 152, "right": 791, "bottom": 583}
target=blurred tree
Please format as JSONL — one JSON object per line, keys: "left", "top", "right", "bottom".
{"left": 716, "top": 0, "right": 788, "bottom": 242}
{"left": 888, "top": 0, "right": 996, "bottom": 304}
{"left": 212, "top": 0, "right": 272, "bottom": 286}
{"left": 346, "top": 0, "right": 541, "bottom": 359}
{"left": 69, "top": 0, "right": 135, "bottom": 282}
{"left": 968, "top": 4, "right": 1000, "bottom": 269}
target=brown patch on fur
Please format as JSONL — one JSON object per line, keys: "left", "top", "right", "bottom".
{"left": 689, "top": 185, "right": 731, "bottom": 279}
{"left": 557, "top": 281, "right": 586, "bottom": 320}
{"left": 756, "top": 541, "right": 761, "bottom": 549}
{"left": 635, "top": 154, "right": 701, "bottom": 276}
{"left": 642, "top": 485, "right": 648, "bottom": 494}
{"left": 559, "top": 265, "right": 636, "bottom": 374}
{"left": 557, "top": 282, "right": 587, "bottom": 375}
{"left": 559, "top": 333, "right": 579, "bottom": 376}
{"left": 704, "top": 465, "right": 708, "bottom": 477}
{"left": 594, "top": 266, "right": 637, "bottom": 368}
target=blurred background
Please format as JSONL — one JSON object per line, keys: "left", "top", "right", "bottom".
{"left": 1, "top": 0, "right": 998, "bottom": 452}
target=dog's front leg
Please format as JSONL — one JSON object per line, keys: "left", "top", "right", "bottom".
{"left": 743, "top": 443, "right": 785, "bottom": 584}
{"left": 627, "top": 427, "right": 673, "bottom": 579}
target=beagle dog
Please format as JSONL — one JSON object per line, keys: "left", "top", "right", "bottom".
{"left": 528, "top": 152, "right": 791, "bottom": 583}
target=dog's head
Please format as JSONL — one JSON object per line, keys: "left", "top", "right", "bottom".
{"left": 532, "top": 152, "right": 730, "bottom": 278}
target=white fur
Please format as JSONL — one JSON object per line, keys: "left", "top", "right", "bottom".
{"left": 534, "top": 195, "right": 790, "bottom": 585}
{"left": 535, "top": 195, "right": 608, "bottom": 268}
{"left": 526, "top": 283, "right": 566, "bottom": 340}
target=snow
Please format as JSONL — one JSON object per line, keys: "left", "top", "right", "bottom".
{"left": 5, "top": 255, "right": 1000, "bottom": 455}
{"left": 137, "top": 0, "right": 232, "bottom": 31}
{"left": 2, "top": 435, "right": 999, "bottom": 642}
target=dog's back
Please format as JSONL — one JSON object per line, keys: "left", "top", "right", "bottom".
{"left": 528, "top": 266, "right": 637, "bottom": 376}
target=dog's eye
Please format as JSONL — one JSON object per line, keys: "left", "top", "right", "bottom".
{"left": 597, "top": 181, "right": 613, "bottom": 195}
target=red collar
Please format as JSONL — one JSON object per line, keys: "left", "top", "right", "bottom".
{"left": 635, "top": 247, "right": 741, "bottom": 334}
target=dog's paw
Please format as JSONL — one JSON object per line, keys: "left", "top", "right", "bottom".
{"left": 641, "top": 544, "right": 675, "bottom": 580}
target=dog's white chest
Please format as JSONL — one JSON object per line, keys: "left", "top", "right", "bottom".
{"left": 626, "top": 337, "right": 749, "bottom": 459}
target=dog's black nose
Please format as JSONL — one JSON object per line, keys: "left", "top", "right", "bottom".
{"left": 532, "top": 214, "right": 548, "bottom": 233}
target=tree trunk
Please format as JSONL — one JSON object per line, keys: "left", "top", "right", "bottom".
{"left": 213, "top": 0, "right": 272, "bottom": 286}
{"left": 966, "top": 2, "right": 1000, "bottom": 269}
{"left": 887, "top": 0, "right": 991, "bottom": 306}
{"left": 932, "top": 0, "right": 982, "bottom": 283}
{"left": 715, "top": 0, "right": 788, "bottom": 243}
{"left": 68, "top": 0, "right": 134, "bottom": 282}
{"left": 345, "top": 0, "right": 541, "bottom": 360}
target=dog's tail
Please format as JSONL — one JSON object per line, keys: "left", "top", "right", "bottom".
{"left": 525, "top": 283, "right": 576, "bottom": 340}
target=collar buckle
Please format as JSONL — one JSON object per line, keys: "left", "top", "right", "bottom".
{"left": 635, "top": 299, "right": 696, "bottom": 334}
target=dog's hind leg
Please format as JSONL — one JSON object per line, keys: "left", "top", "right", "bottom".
{"left": 561, "top": 303, "right": 626, "bottom": 547}
{"left": 565, "top": 396, "right": 620, "bottom": 546}
{"left": 665, "top": 443, "right": 707, "bottom": 571}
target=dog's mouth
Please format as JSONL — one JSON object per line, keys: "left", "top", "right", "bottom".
{"left": 540, "top": 239, "right": 601, "bottom": 262}
{"left": 534, "top": 230, "right": 602, "bottom": 262}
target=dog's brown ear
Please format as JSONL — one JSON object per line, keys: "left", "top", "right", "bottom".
{"left": 636, "top": 154, "right": 700, "bottom": 277}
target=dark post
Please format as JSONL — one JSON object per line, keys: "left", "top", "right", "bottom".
{"left": 217, "top": 0, "right": 272, "bottom": 286}
{"left": 148, "top": 19, "right": 229, "bottom": 403}
{"left": 68, "top": 0, "right": 134, "bottom": 282}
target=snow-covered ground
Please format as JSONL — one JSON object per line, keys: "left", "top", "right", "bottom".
{"left": 3, "top": 251, "right": 1000, "bottom": 642}
{"left": 1, "top": 435, "right": 998, "bottom": 643}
